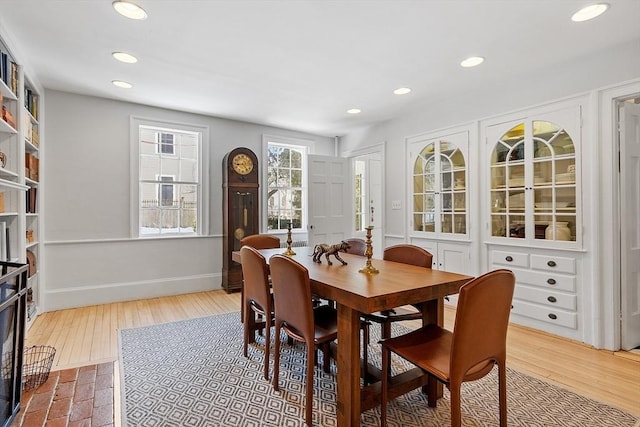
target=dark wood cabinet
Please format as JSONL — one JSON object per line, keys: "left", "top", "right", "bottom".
{"left": 222, "top": 147, "right": 259, "bottom": 292}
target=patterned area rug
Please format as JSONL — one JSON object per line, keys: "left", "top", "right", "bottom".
{"left": 119, "top": 312, "right": 638, "bottom": 426}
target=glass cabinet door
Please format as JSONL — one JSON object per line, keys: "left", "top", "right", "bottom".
{"left": 489, "top": 118, "right": 577, "bottom": 243}
{"left": 413, "top": 136, "right": 467, "bottom": 236}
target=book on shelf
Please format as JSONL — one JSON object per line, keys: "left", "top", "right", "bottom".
{"left": 0, "top": 222, "right": 6, "bottom": 261}
{"left": 26, "top": 188, "right": 37, "bottom": 213}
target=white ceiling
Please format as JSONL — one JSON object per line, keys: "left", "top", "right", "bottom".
{"left": 0, "top": 1, "right": 639, "bottom": 137}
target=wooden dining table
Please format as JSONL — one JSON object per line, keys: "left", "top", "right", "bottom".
{"left": 232, "top": 246, "right": 472, "bottom": 427}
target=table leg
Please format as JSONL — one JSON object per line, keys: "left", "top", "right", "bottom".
{"left": 336, "top": 303, "right": 361, "bottom": 427}
{"left": 421, "top": 298, "right": 443, "bottom": 404}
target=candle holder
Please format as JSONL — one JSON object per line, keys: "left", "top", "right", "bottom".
{"left": 283, "top": 222, "right": 296, "bottom": 256}
{"left": 359, "top": 226, "right": 379, "bottom": 274}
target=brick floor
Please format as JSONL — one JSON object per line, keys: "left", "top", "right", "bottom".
{"left": 11, "top": 362, "right": 114, "bottom": 427}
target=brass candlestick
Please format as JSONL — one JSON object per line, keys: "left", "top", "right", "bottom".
{"left": 359, "top": 226, "right": 379, "bottom": 274}
{"left": 283, "top": 222, "right": 296, "bottom": 256}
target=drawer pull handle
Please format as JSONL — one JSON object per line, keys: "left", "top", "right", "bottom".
{"left": 547, "top": 278, "right": 556, "bottom": 285}
{"left": 547, "top": 296, "right": 557, "bottom": 303}
{"left": 505, "top": 256, "right": 513, "bottom": 262}
{"left": 547, "top": 260, "right": 557, "bottom": 267}
{"left": 548, "top": 313, "right": 557, "bottom": 320}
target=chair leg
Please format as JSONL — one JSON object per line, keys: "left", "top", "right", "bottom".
{"left": 263, "top": 316, "right": 271, "bottom": 380}
{"left": 361, "top": 322, "right": 370, "bottom": 384}
{"left": 273, "top": 322, "right": 281, "bottom": 392}
{"left": 305, "top": 340, "right": 314, "bottom": 426}
{"left": 449, "top": 380, "right": 462, "bottom": 427}
{"left": 498, "top": 360, "right": 508, "bottom": 427}
{"left": 427, "top": 373, "right": 438, "bottom": 407}
{"left": 380, "top": 345, "right": 390, "bottom": 427}
{"left": 322, "top": 343, "right": 331, "bottom": 373}
{"left": 243, "top": 302, "right": 251, "bottom": 357}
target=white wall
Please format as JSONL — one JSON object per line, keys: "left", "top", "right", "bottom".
{"left": 43, "top": 90, "right": 334, "bottom": 311}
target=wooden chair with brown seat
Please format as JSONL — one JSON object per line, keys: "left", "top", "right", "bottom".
{"left": 240, "top": 246, "right": 274, "bottom": 380}
{"left": 239, "top": 234, "right": 280, "bottom": 326}
{"left": 380, "top": 269, "right": 516, "bottom": 427}
{"left": 342, "top": 237, "right": 367, "bottom": 256}
{"left": 362, "top": 244, "right": 433, "bottom": 341}
{"left": 269, "top": 254, "right": 338, "bottom": 426}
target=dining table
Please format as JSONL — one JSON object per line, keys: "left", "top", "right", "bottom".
{"left": 232, "top": 246, "right": 473, "bottom": 427}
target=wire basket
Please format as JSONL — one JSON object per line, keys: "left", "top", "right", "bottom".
{"left": 22, "top": 345, "right": 56, "bottom": 391}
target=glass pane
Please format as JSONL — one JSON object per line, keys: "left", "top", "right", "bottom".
{"left": 454, "top": 172, "right": 465, "bottom": 190}
{"left": 440, "top": 141, "right": 455, "bottom": 153}
{"left": 507, "top": 190, "right": 525, "bottom": 210}
{"left": 534, "top": 188, "right": 554, "bottom": 211}
{"left": 454, "top": 192, "right": 465, "bottom": 211}
{"left": 139, "top": 157, "right": 160, "bottom": 181}
{"left": 141, "top": 182, "right": 159, "bottom": 207}
{"left": 425, "top": 194, "right": 435, "bottom": 212}
{"left": 420, "top": 143, "right": 435, "bottom": 158}
{"left": 507, "top": 215, "right": 525, "bottom": 238}
{"left": 533, "top": 120, "right": 560, "bottom": 141}
{"left": 413, "top": 194, "right": 424, "bottom": 213}
{"left": 533, "top": 140, "right": 551, "bottom": 159}
{"left": 292, "top": 210, "right": 302, "bottom": 229}
{"left": 414, "top": 214, "right": 424, "bottom": 231}
{"left": 277, "top": 148, "right": 291, "bottom": 167}
{"left": 441, "top": 171, "right": 452, "bottom": 191}
{"left": 179, "top": 158, "right": 198, "bottom": 182}
{"left": 161, "top": 209, "right": 179, "bottom": 233}
{"left": 535, "top": 216, "right": 552, "bottom": 240}
{"left": 454, "top": 214, "right": 466, "bottom": 234}
{"left": 533, "top": 159, "right": 552, "bottom": 184}
{"left": 450, "top": 150, "right": 465, "bottom": 169}
{"left": 491, "top": 190, "right": 506, "bottom": 212}
{"left": 507, "top": 164, "right": 525, "bottom": 188}
{"left": 491, "top": 165, "right": 506, "bottom": 188}
{"left": 503, "top": 123, "right": 525, "bottom": 142}
{"left": 508, "top": 141, "right": 525, "bottom": 162}
{"left": 491, "top": 215, "right": 506, "bottom": 237}
{"left": 277, "top": 168, "right": 290, "bottom": 186}
{"left": 181, "top": 209, "right": 197, "bottom": 232}
{"left": 413, "top": 174, "right": 424, "bottom": 193}
{"left": 291, "top": 169, "right": 302, "bottom": 187}
{"left": 442, "top": 214, "right": 452, "bottom": 233}
{"left": 440, "top": 155, "right": 452, "bottom": 172}
{"left": 551, "top": 130, "right": 575, "bottom": 155}
{"left": 425, "top": 158, "right": 436, "bottom": 174}
{"left": 291, "top": 189, "right": 302, "bottom": 209}
{"left": 413, "top": 156, "right": 423, "bottom": 174}
{"left": 180, "top": 139, "right": 197, "bottom": 160}
{"left": 290, "top": 149, "right": 302, "bottom": 168}
{"left": 492, "top": 142, "right": 510, "bottom": 164}
{"left": 268, "top": 146, "right": 281, "bottom": 168}
{"left": 140, "top": 209, "right": 160, "bottom": 235}
{"left": 441, "top": 193, "right": 452, "bottom": 212}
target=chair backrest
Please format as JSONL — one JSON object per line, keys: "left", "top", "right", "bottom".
{"left": 450, "top": 269, "right": 515, "bottom": 380}
{"left": 240, "top": 234, "right": 281, "bottom": 250}
{"left": 240, "top": 246, "right": 272, "bottom": 312}
{"left": 383, "top": 244, "right": 433, "bottom": 268}
{"left": 343, "top": 238, "right": 367, "bottom": 256}
{"left": 269, "top": 254, "right": 314, "bottom": 338}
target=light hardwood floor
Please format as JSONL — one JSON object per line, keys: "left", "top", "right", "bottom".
{"left": 25, "top": 290, "right": 640, "bottom": 417}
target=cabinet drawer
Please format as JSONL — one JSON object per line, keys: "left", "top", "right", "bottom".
{"left": 513, "top": 268, "right": 576, "bottom": 292}
{"left": 491, "top": 250, "right": 528, "bottom": 268}
{"left": 514, "top": 285, "right": 576, "bottom": 311}
{"left": 511, "top": 299, "right": 577, "bottom": 329}
{"left": 531, "top": 254, "right": 576, "bottom": 274}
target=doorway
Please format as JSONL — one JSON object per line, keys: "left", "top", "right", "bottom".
{"left": 350, "top": 151, "right": 383, "bottom": 254}
{"left": 619, "top": 97, "right": 640, "bottom": 350}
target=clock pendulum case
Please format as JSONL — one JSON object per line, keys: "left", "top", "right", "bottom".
{"left": 222, "top": 147, "right": 260, "bottom": 292}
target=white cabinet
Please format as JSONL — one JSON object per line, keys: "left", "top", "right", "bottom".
{"left": 484, "top": 105, "right": 582, "bottom": 248}
{"left": 407, "top": 129, "right": 469, "bottom": 238}
{"left": 490, "top": 246, "right": 582, "bottom": 340}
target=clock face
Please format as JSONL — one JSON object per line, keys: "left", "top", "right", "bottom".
{"left": 232, "top": 153, "right": 254, "bottom": 175}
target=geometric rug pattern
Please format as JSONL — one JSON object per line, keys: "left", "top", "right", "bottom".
{"left": 119, "top": 312, "right": 639, "bottom": 427}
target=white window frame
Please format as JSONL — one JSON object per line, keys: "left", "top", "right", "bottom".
{"left": 130, "top": 116, "right": 210, "bottom": 238}
{"left": 262, "top": 134, "right": 315, "bottom": 233}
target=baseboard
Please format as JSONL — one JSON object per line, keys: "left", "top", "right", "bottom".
{"left": 43, "top": 273, "right": 221, "bottom": 311}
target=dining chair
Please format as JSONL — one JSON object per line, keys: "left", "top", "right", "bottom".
{"left": 240, "top": 246, "right": 274, "bottom": 380}
{"left": 362, "top": 244, "right": 433, "bottom": 340}
{"left": 343, "top": 237, "right": 367, "bottom": 256}
{"left": 269, "top": 254, "right": 338, "bottom": 426}
{"left": 239, "top": 234, "right": 280, "bottom": 326}
{"left": 380, "top": 269, "right": 516, "bottom": 427}
{"left": 240, "top": 234, "right": 281, "bottom": 250}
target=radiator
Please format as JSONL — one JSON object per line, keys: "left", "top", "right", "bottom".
{"left": 281, "top": 240, "right": 308, "bottom": 248}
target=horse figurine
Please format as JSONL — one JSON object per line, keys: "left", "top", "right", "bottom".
{"left": 312, "top": 241, "right": 350, "bottom": 265}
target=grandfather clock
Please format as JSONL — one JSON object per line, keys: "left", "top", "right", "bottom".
{"left": 222, "top": 147, "right": 259, "bottom": 292}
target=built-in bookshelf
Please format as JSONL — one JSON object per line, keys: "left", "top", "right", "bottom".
{"left": 0, "top": 33, "right": 43, "bottom": 327}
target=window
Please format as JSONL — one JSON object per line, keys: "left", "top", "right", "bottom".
{"left": 264, "top": 136, "right": 310, "bottom": 231}
{"left": 133, "top": 119, "right": 208, "bottom": 237}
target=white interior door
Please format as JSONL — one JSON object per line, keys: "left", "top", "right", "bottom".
{"left": 307, "top": 154, "right": 350, "bottom": 247}
{"left": 620, "top": 101, "right": 640, "bottom": 350}
{"left": 368, "top": 156, "right": 383, "bottom": 252}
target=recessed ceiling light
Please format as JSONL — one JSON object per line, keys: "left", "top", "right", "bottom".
{"left": 393, "top": 87, "right": 412, "bottom": 95}
{"left": 460, "top": 56, "right": 485, "bottom": 68}
{"left": 112, "top": 52, "right": 138, "bottom": 63}
{"left": 113, "top": 1, "right": 147, "bottom": 20}
{"left": 347, "top": 108, "right": 361, "bottom": 114}
{"left": 571, "top": 3, "right": 609, "bottom": 22}
{"left": 112, "top": 80, "right": 133, "bottom": 89}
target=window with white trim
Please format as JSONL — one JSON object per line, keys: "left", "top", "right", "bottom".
{"left": 264, "top": 137, "right": 309, "bottom": 231}
{"left": 135, "top": 121, "right": 207, "bottom": 237}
